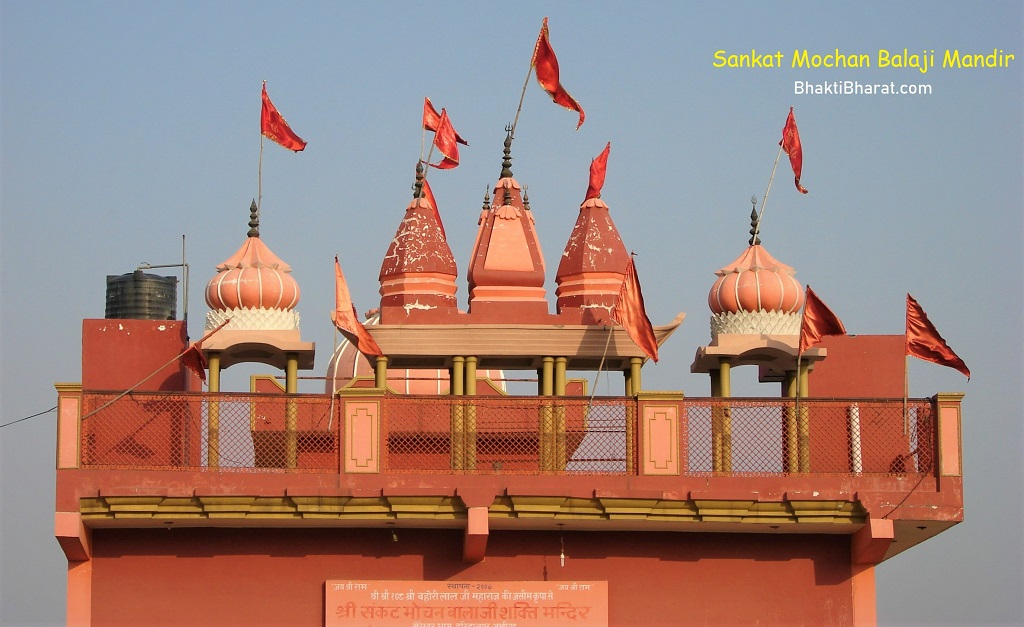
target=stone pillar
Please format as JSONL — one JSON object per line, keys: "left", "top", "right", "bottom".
{"left": 207, "top": 351, "right": 221, "bottom": 469}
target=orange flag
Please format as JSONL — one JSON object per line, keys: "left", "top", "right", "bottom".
{"left": 906, "top": 294, "right": 970, "bottom": 379}
{"left": 799, "top": 286, "right": 846, "bottom": 354}
{"left": 585, "top": 142, "right": 611, "bottom": 200}
{"left": 181, "top": 319, "right": 231, "bottom": 383}
{"left": 430, "top": 109, "right": 460, "bottom": 169}
{"left": 532, "top": 17, "right": 585, "bottom": 130}
{"left": 331, "top": 257, "right": 383, "bottom": 357}
{"left": 780, "top": 107, "right": 808, "bottom": 194}
{"left": 261, "top": 82, "right": 307, "bottom": 152}
{"left": 613, "top": 255, "right": 658, "bottom": 362}
{"left": 423, "top": 98, "right": 468, "bottom": 145}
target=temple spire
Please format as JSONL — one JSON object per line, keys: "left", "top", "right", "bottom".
{"left": 413, "top": 161, "right": 426, "bottom": 200}
{"left": 247, "top": 199, "right": 260, "bottom": 238}
{"left": 499, "top": 125, "right": 514, "bottom": 179}
{"left": 747, "top": 196, "right": 760, "bottom": 246}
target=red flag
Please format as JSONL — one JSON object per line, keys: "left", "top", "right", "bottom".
{"left": 423, "top": 98, "right": 468, "bottom": 145}
{"left": 331, "top": 257, "right": 383, "bottom": 357}
{"left": 181, "top": 320, "right": 231, "bottom": 383}
{"left": 779, "top": 107, "right": 808, "bottom": 194}
{"left": 613, "top": 256, "right": 658, "bottom": 362}
{"left": 430, "top": 109, "right": 460, "bottom": 169}
{"left": 799, "top": 286, "right": 846, "bottom": 353}
{"left": 420, "top": 175, "right": 446, "bottom": 239}
{"left": 531, "top": 17, "right": 585, "bottom": 130}
{"left": 261, "top": 82, "right": 307, "bottom": 152}
{"left": 585, "top": 142, "right": 611, "bottom": 200}
{"left": 906, "top": 294, "right": 970, "bottom": 379}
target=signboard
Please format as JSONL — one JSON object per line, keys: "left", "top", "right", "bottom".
{"left": 325, "top": 580, "right": 608, "bottom": 626}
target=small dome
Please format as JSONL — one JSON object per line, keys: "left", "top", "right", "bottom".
{"left": 709, "top": 244, "right": 803, "bottom": 315}
{"left": 205, "top": 236, "right": 300, "bottom": 312}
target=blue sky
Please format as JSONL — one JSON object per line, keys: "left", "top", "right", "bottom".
{"left": 2, "top": 2, "right": 1021, "bottom": 624}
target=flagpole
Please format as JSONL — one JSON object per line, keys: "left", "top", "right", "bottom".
{"left": 510, "top": 61, "right": 534, "bottom": 138}
{"left": 258, "top": 81, "right": 265, "bottom": 218}
{"left": 756, "top": 143, "right": 785, "bottom": 237}
{"left": 258, "top": 132, "right": 265, "bottom": 218}
{"left": 903, "top": 354, "right": 909, "bottom": 435}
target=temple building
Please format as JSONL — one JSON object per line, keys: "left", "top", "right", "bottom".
{"left": 53, "top": 128, "right": 964, "bottom": 626}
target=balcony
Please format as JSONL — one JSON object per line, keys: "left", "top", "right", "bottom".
{"left": 55, "top": 386, "right": 964, "bottom": 562}
{"left": 70, "top": 390, "right": 940, "bottom": 477}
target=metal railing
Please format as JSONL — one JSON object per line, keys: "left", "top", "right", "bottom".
{"left": 77, "top": 391, "right": 933, "bottom": 477}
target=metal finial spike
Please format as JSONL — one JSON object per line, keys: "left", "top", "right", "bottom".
{"left": 247, "top": 199, "right": 260, "bottom": 238}
{"left": 413, "top": 161, "right": 425, "bottom": 200}
{"left": 523, "top": 186, "right": 531, "bottom": 211}
{"left": 748, "top": 196, "right": 760, "bottom": 246}
{"left": 500, "top": 126, "right": 514, "bottom": 179}
{"left": 482, "top": 187, "right": 491, "bottom": 211}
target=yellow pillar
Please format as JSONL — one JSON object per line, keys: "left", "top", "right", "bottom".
{"left": 208, "top": 352, "right": 221, "bottom": 393}
{"left": 713, "top": 359, "right": 732, "bottom": 472}
{"left": 554, "top": 357, "right": 567, "bottom": 469}
{"left": 784, "top": 370, "right": 798, "bottom": 472}
{"left": 375, "top": 355, "right": 388, "bottom": 389}
{"left": 285, "top": 353, "right": 299, "bottom": 469}
{"left": 798, "top": 362, "right": 810, "bottom": 472}
{"left": 451, "top": 357, "right": 465, "bottom": 470}
{"left": 540, "top": 357, "right": 555, "bottom": 470}
{"left": 207, "top": 352, "right": 221, "bottom": 469}
{"left": 465, "top": 356, "right": 477, "bottom": 471}
{"left": 554, "top": 357, "right": 567, "bottom": 396}
{"left": 630, "top": 357, "right": 643, "bottom": 394}
{"left": 540, "top": 357, "right": 554, "bottom": 396}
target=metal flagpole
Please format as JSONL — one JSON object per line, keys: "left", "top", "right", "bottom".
{"left": 510, "top": 55, "right": 535, "bottom": 138}
{"left": 756, "top": 143, "right": 786, "bottom": 237}
{"left": 903, "top": 355, "right": 910, "bottom": 435}
{"left": 257, "top": 132, "right": 264, "bottom": 217}
{"left": 258, "top": 81, "right": 265, "bottom": 218}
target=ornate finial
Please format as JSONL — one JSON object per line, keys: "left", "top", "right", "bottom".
{"left": 482, "top": 187, "right": 491, "bottom": 211}
{"left": 413, "top": 161, "right": 425, "bottom": 200}
{"left": 523, "top": 186, "right": 531, "bottom": 211}
{"left": 748, "top": 195, "right": 760, "bottom": 246}
{"left": 499, "top": 125, "right": 514, "bottom": 178}
{"left": 247, "top": 199, "right": 260, "bottom": 238}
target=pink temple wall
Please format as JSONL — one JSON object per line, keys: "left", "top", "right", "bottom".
{"left": 89, "top": 528, "right": 855, "bottom": 626}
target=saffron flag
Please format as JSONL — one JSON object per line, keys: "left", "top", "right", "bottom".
{"left": 331, "top": 257, "right": 383, "bottom": 357}
{"left": 779, "top": 107, "right": 808, "bottom": 194}
{"left": 430, "top": 109, "right": 460, "bottom": 170}
{"left": 181, "top": 319, "right": 231, "bottom": 383}
{"left": 799, "top": 286, "right": 846, "bottom": 353}
{"left": 613, "top": 256, "right": 659, "bottom": 362}
{"left": 585, "top": 142, "right": 611, "bottom": 200}
{"left": 906, "top": 294, "right": 970, "bottom": 379}
{"left": 423, "top": 98, "right": 468, "bottom": 145}
{"left": 261, "top": 82, "right": 307, "bottom": 152}
{"left": 531, "top": 17, "right": 585, "bottom": 130}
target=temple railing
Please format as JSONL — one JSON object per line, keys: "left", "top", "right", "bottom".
{"left": 66, "top": 390, "right": 940, "bottom": 478}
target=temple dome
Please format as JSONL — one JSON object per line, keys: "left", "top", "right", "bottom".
{"left": 203, "top": 201, "right": 302, "bottom": 331}
{"left": 707, "top": 206, "right": 804, "bottom": 338}
{"left": 205, "top": 237, "right": 300, "bottom": 312}
{"left": 708, "top": 244, "right": 803, "bottom": 315}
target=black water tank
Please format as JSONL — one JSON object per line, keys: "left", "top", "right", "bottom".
{"left": 105, "top": 270, "right": 178, "bottom": 320}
